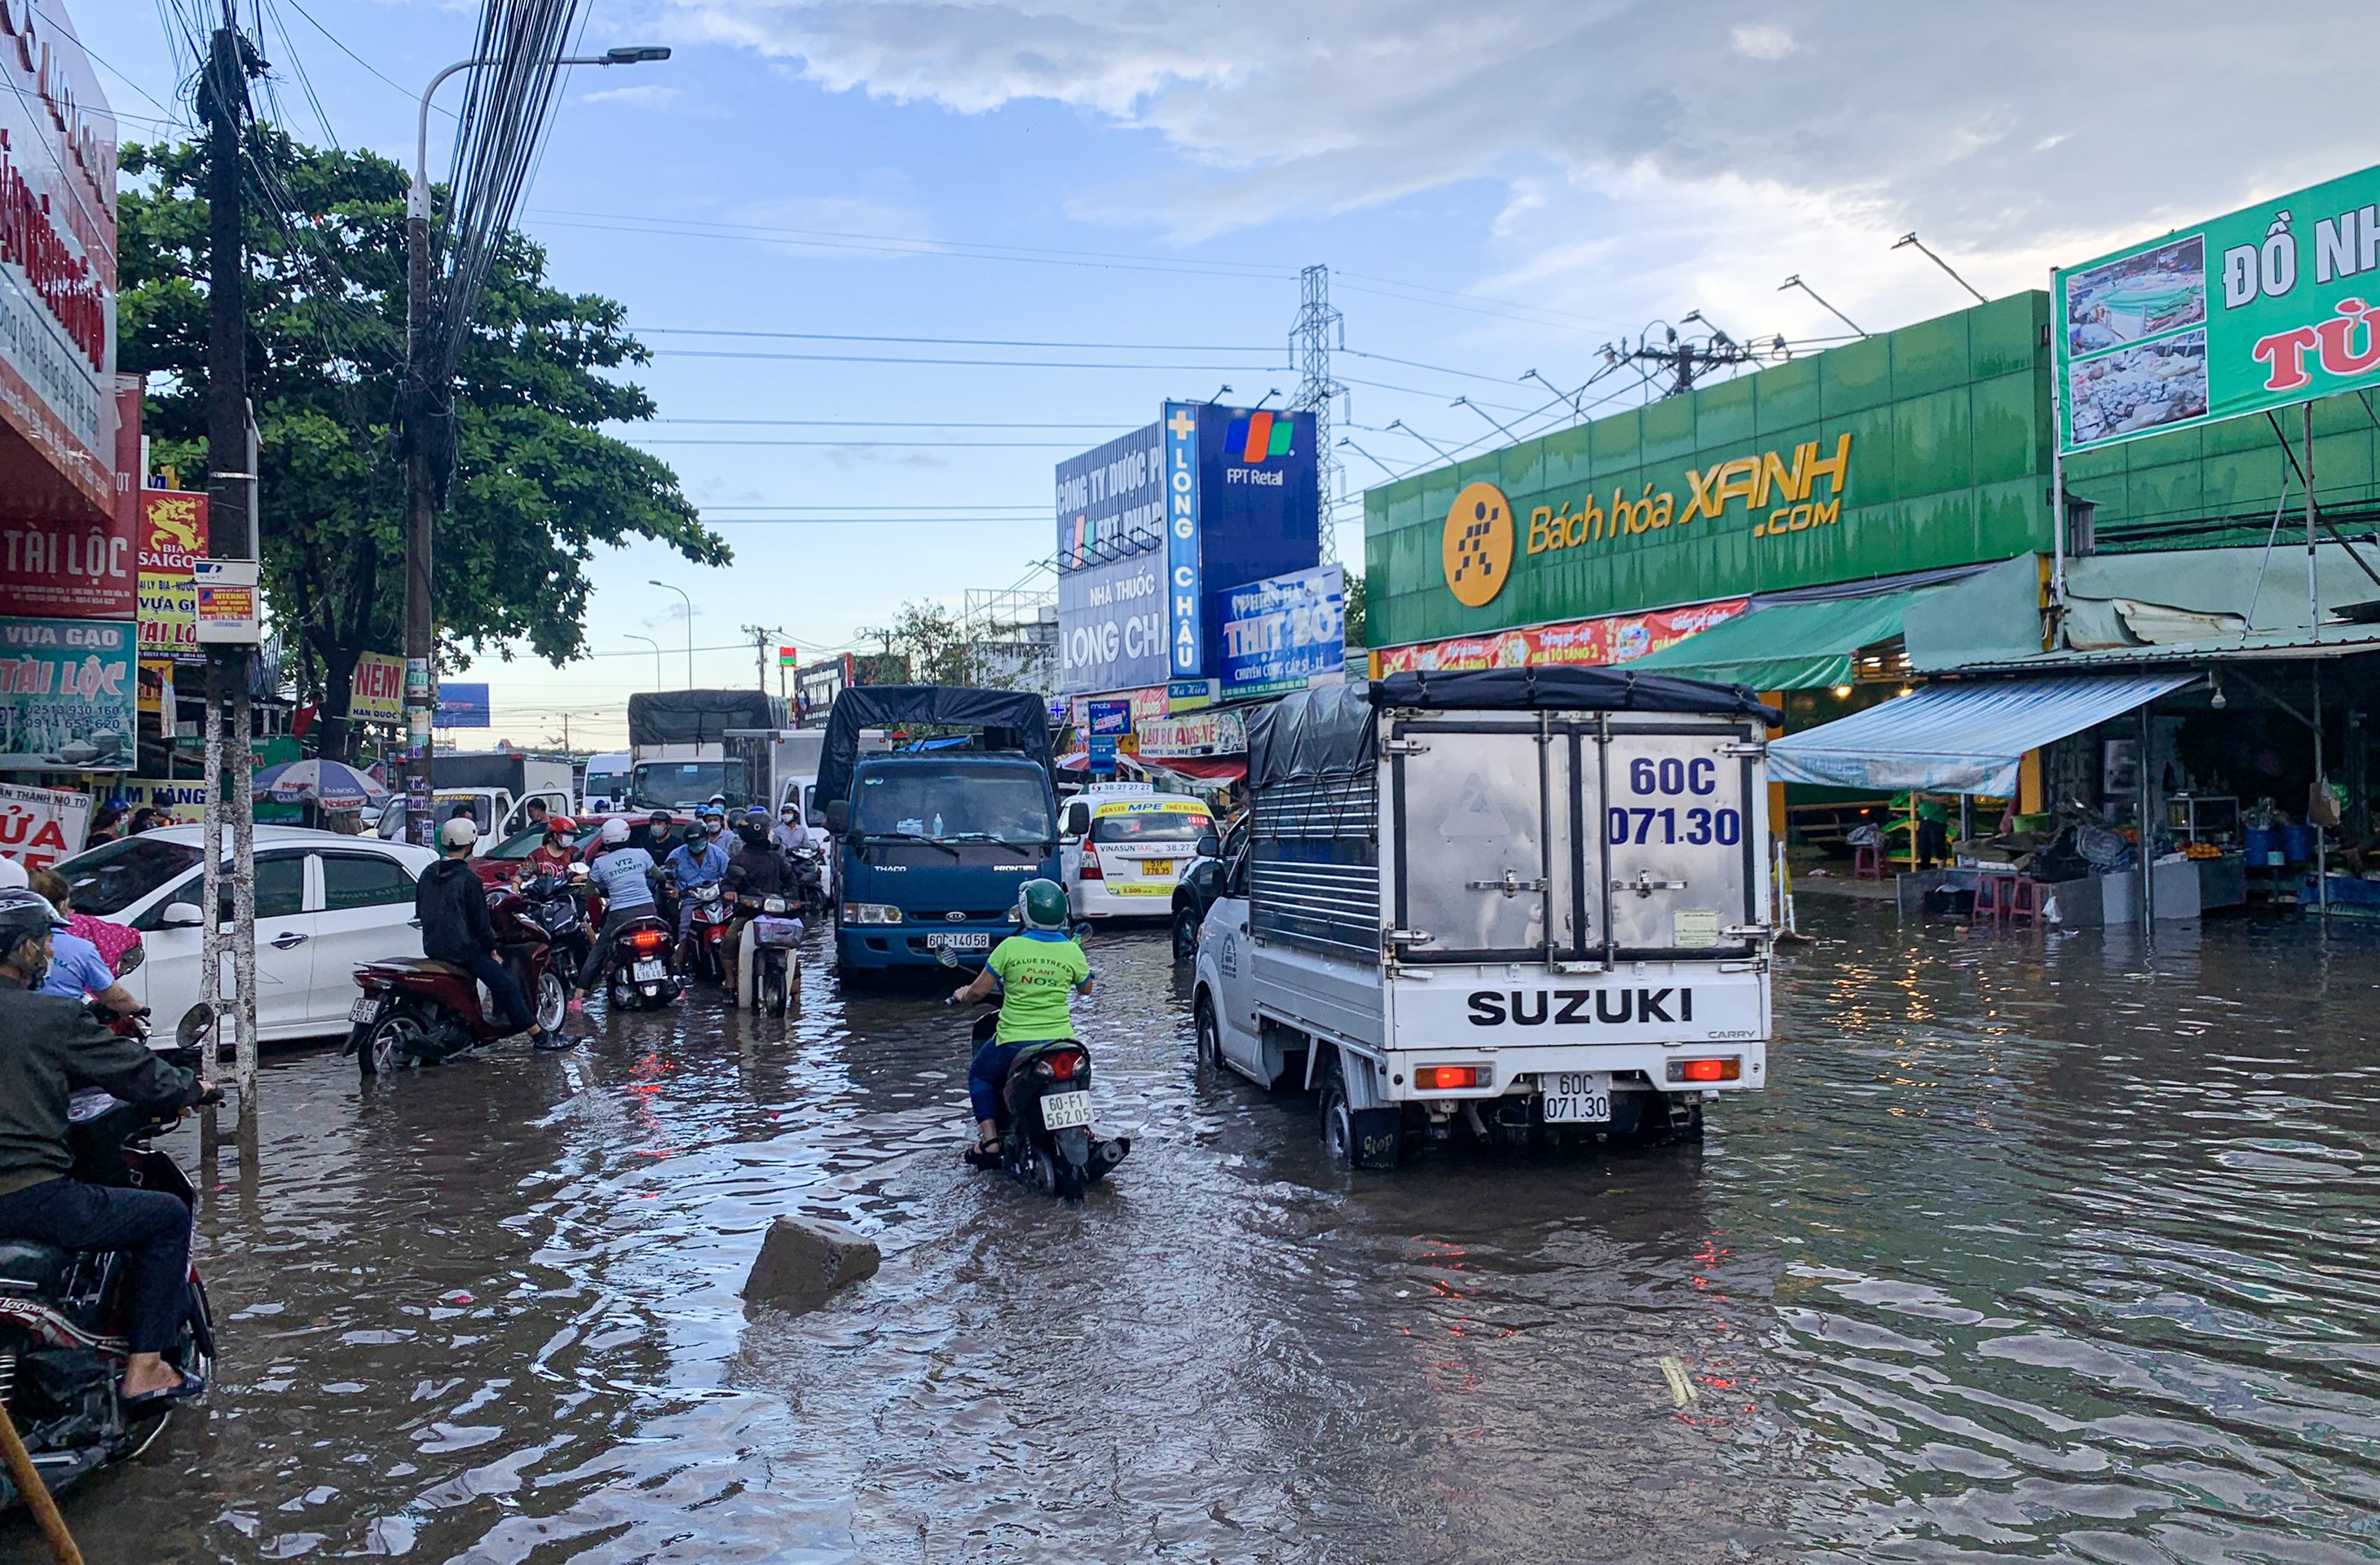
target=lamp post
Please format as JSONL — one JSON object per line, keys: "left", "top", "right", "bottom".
{"left": 625, "top": 633, "right": 663, "bottom": 689}
{"left": 401, "top": 44, "right": 669, "bottom": 843}
{"left": 650, "top": 580, "right": 694, "bottom": 686}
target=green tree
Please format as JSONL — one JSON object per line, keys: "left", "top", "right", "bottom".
{"left": 117, "top": 132, "right": 728, "bottom": 758}
{"left": 1342, "top": 571, "right": 1366, "bottom": 649}
{"left": 862, "top": 600, "right": 974, "bottom": 686}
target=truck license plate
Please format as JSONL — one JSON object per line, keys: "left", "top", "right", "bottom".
{"left": 632, "top": 959, "right": 668, "bottom": 982}
{"left": 926, "top": 932, "right": 991, "bottom": 952}
{"left": 1039, "top": 1091, "right": 1092, "bottom": 1130}
{"left": 348, "top": 997, "right": 380, "bottom": 1024}
{"left": 1541, "top": 1072, "right": 1613, "bottom": 1124}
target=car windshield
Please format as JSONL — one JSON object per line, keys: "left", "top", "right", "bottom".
{"left": 1090, "top": 809, "right": 1211, "bottom": 844}
{"left": 631, "top": 762, "right": 732, "bottom": 810}
{"left": 852, "top": 765, "right": 1053, "bottom": 844}
{"left": 60, "top": 835, "right": 205, "bottom": 915}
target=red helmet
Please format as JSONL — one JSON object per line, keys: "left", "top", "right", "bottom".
{"left": 543, "top": 815, "right": 576, "bottom": 837}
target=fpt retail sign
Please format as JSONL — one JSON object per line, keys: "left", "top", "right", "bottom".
{"left": 2056, "top": 162, "right": 2380, "bottom": 451}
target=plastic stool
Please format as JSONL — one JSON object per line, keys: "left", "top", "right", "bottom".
{"left": 1974, "top": 872, "right": 2013, "bottom": 920}
{"left": 2003, "top": 877, "right": 2043, "bottom": 925}
{"left": 1853, "top": 844, "right": 1884, "bottom": 880}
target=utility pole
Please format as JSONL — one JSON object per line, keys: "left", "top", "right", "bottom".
{"left": 743, "top": 624, "right": 778, "bottom": 698}
{"left": 1289, "top": 263, "right": 1346, "bottom": 566}
{"left": 199, "top": 20, "right": 264, "bottom": 1101}
{"left": 1613, "top": 324, "right": 1763, "bottom": 400}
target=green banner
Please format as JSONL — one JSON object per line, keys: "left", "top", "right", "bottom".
{"left": 2056, "top": 162, "right": 2380, "bottom": 452}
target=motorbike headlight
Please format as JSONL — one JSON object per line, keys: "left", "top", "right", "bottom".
{"left": 842, "top": 902, "right": 903, "bottom": 925}
{"left": 763, "top": 896, "right": 788, "bottom": 914}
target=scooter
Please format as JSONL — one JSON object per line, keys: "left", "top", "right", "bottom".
{"left": 957, "top": 1009, "right": 1128, "bottom": 1201}
{"left": 344, "top": 883, "right": 566, "bottom": 1079}
{"left": 0, "top": 1005, "right": 220, "bottom": 1509}
{"left": 736, "top": 893, "right": 802, "bottom": 1016}
{"left": 520, "top": 871, "right": 589, "bottom": 979}
{"left": 605, "top": 911, "right": 682, "bottom": 1012}
{"left": 786, "top": 847, "right": 827, "bottom": 916}
{"left": 684, "top": 882, "right": 733, "bottom": 984}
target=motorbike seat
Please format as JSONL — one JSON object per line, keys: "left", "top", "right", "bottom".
{"left": 0, "top": 1237, "right": 73, "bottom": 1294}
{"left": 372, "top": 956, "right": 474, "bottom": 979}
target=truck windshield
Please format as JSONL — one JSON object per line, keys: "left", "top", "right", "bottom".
{"left": 584, "top": 768, "right": 628, "bottom": 801}
{"left": 631, "top": 761, "right": 732, "bottom": 809}
{"left": 853, "top": 765, "right": 1053, "bottom": 844}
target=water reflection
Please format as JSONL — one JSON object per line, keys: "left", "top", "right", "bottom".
{"left": 22, "top": 908, "right": 2380, "bottom": 1563}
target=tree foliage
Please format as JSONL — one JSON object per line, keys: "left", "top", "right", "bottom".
{"left": 117, "top": 132, "right": 728, "bottom": 755}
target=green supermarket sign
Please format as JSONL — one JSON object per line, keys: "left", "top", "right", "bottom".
{"left": 2056, "top": 161, "right": 2380, "bottom": 452}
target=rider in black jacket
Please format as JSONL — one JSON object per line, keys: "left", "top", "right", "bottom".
{"left": 0, "top": 888, "right": 210, "bottom": 1408}
{"left": 415, "top": 818, "right": 571, "bottom": 1050}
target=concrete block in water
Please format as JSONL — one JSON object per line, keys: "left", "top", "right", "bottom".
{"left": 743, "top": 1216, "right": 879, "bottom": 1312}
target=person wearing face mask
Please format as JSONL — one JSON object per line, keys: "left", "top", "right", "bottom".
{"left": 663, "top": 818, "right": 731, "bottom": 967}
{"left": 0, "top": 887, "right": 213, "bottom": 1409}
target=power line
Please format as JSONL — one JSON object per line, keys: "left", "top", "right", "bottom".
{"left": 653, "top": 348, "right": 1287, "bottom": 371}
{"left": 641, "top": 326, "right": 1280, "bottom": 353}
{"left": 640, "top": 439, "right": 1107, "bottom": 448}
{"left": 644, "top": 418, "right": 1137, "bottom": 430}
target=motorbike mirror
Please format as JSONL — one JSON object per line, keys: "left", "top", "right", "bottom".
{"left": 160, "top": 902, "right": 205, "bottom": 928}
{"left": 822, "top": 799, "right": 850, "bottom": 835}
{"left": 1194, "top": 832, "right": 1219, "bottom": 858}
{"left": 1073, "top": 921, "right": 1094, "bottom": 941}
{"left": 933, "top": 946, "right": 961, "bottom": 968}
{"left": 175, "top": 1002, "right": 218, "bottom": 1052}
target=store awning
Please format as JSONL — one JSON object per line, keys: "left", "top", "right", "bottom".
{"left": 1768, "top": 672, "right": 2196, "bottom": 795}
{"left": 1626, "top": 588, "right": 1941, "bottom": 690}
{"left": 1143, "top": 755, "right": 1246, "bottom": 784}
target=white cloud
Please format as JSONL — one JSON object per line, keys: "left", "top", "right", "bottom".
{"left": 1729, "top": 23, "right": 1795, "bottom": 60}
{"left": 581, "top": 83, "right": 682, "bottom": 106}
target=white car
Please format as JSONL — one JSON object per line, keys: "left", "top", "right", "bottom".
{"left": 1058, "top": 787, "right": 1217, "bottom": 919}
{"left": 58, "top": 826, "right": 438, "bottom": 1044}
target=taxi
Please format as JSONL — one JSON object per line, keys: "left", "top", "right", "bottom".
{"left": 1058, "top": 783, "right": 1217, "bottom": 919}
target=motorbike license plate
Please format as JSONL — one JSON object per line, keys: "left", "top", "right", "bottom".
{"left": 1540, "top": 1072, "right": 1613, "bottom": 1124}
{"left": 925, "top": 932, "right": 991, "bottom": 952}
{"left": 632, "top": 959, "right": 668, "bottom": 982}
{"left": 1039, "top": 1091, "right": 1092, "bottom": 1130}
{"left": 1141, "top": 859, "right": 1175, "bottom": 877}
{"left": 348, "top": 996, "right": 381, "bottom": 1024}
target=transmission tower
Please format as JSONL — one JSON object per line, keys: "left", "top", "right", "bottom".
{"left": 1289, "top": 263, "right": 1347, "bottom": 565}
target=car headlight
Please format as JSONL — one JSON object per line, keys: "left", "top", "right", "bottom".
{"left": 842, "top": 902, "right": 903, "bottom": 924}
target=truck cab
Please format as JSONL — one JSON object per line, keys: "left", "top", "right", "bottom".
{"left": 813, "top": 686, "right": 1061, "bottom": 977}
{"left": 1192, "top": 669, "right": 1776, "bottom": 1168}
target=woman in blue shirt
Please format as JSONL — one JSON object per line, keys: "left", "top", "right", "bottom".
{"left": 29, "top": 870, "right": 139, "bottom": 1012}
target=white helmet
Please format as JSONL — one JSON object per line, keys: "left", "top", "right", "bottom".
{"left": 600, "top": 816, "right": 630, "bottom": 844}
{"left": 439, "top": 817, "right": 478, "bottom": 849}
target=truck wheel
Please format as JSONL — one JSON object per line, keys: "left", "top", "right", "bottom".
{"left": 1193, "top": 993, "right": 1223, "bottom": 1069}
{"left": 1320, "top": 1080, "right": 1357, "bottom": 1167}
{"left": 1170, "top": 905, "right": 1201, "bottom": 961}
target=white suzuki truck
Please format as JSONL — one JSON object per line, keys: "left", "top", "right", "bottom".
{"left": 1191, "top": 668, "right": 1776, "bottom": 1168}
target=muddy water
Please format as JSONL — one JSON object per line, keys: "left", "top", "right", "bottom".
{"left": 22, "top": 906, "right": 2380, "bottom": 1563}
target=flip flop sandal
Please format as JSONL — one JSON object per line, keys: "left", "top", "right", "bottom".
{"left": 121, "top": 1369, "right": 208, "bottom": 1413}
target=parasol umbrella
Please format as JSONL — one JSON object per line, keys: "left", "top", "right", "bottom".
{"left": 253, "top": 758, "right": 390, "bottom": 811}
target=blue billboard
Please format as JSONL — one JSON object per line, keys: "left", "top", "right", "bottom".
{"left": 1056, "top": 403, "right": 1320, "bottom": 696}
{"left": 1218, "top": 564, "right": 1346, "bottom": 701}
{"left": 434, "top": 682, "right": 491, "bottom": 729}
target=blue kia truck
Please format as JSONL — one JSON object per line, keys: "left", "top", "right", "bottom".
{"left": 813, "top": 686, "right": 1060, "bottom": 977}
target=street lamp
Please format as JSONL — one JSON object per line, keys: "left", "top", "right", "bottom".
{"left": 399, "top": 44, "right": 669, "bottom": 844}
{"left": 624, "top": 633, "right": 663, "bottom": 689}
{"left": 650, "top": 580, "right": 694, "bottom": 686}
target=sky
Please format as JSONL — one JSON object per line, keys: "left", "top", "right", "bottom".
{"left": 76, "top": 1, "right": 2380, "bottom": 749}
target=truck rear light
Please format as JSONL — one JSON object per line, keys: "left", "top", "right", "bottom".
{"left": 1666, "top": 1057, "right": 1740, "bottom": 1083}
{"left": 1079, "top": 846, "right": 1103, "bottom": 880}
{"left": 1413, "top": 1065, "right": 1489, "bottom": 1091}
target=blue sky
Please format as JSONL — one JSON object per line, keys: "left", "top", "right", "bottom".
{"left": 78, "top": 1, "right": 2380, "bottom": 747}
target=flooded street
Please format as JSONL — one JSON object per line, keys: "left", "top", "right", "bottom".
{"left": 26, "top": 904, "right": 2380, "bottom": 1563}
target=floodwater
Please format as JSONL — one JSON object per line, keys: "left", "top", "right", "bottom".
{"left": 20, "top": 903, "right": 2380, "bottom": 1563}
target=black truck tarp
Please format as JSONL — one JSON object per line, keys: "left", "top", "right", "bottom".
{"left": 1248, "top": 669, "right": 1778, "bottom": 789}
{"left": 627, "top": 690, "right": 783, "bottom": 748}
{"left": 813, "top": 685, "right": 1054, "bottom": 805}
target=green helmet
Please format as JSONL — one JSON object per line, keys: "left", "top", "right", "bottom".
{"left": 1017, "top": 878, "right": 1069, "bottom": 931}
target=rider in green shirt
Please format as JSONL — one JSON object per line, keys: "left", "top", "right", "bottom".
{"left": 950, "top": 879, "right": 1091, "bottom": 1155}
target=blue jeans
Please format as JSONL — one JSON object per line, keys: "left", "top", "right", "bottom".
{"left": 968, "top": 1040, "right": 1026, "bottom": 1123}
{"left": 469, "top": 953, "right": 535, "bottom": 1035}
{"left": 0, "top": 1177, "right": 190, "bottom": 1353}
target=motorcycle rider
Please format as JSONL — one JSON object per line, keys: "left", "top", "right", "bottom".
{"left": 663, "top": 818, "right": 731, "bottom": 968}
{"left": 947, "top": 879, "right": 1091, "bottom": 1163}
{"left": 0, "top": 887, "right": 212, "bottom": 1408}
{"left": 572, "top": 816, "right": 661, "bottom": 1015}
{"left": 628, "top": 809, "right": 677, "bottom": 859}
{"left": 417, "top": 818, "right": 573, "bottom": 1051}
{"left": 522, "top": 815, "right": 578, "bottom": 879}
{"left": 723, "top": 816, "right": 796, "bottom": 990}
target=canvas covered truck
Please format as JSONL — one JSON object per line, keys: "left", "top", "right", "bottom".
{"left": 1191, "top": 667, "right": 1778, "bottom": 1168}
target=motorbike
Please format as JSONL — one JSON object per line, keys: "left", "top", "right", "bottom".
{"left": 605, "top": 910, "right": 682, "bottom": 1012}
{"left": 0, "top": 1004, "right": 221, "bottom": 1509}
{"left": 955, "top": 1009, "right": 1128, "bottom": 1201}
{"left": 737, "top": 894, "right": 802, "bottom": 1016}
{"left": 520, "top": 871, "right": 589, "bottom": 979}
{"left": 786, "top": 846, "right": 827, "bottom": 916}
{"left": 344, "top": 883, "right": 566, "bottom": 1079}
{"left": 681, "top": 882, "right": 733, "bottom": 985}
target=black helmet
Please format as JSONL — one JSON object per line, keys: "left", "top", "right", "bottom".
{"left": 0, "top": 887, "right": 67, "bottom": 953}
